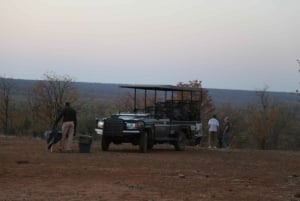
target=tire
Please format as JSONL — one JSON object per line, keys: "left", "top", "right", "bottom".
{"left": 139, "top": 131, "right": 148, "bottom": 153}
{"left": 101, "top": 136, "right": 110, "bottom": 151}
{"left": 174, "top": 131, "right": 186, "bottom": 151}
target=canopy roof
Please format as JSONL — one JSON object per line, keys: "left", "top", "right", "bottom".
{"left": 119, "top": 84, "right": 202, "bottom": 92}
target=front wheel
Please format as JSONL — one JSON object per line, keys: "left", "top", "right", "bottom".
{"left": 139, "top": 131, "right": 148, "bottom": 153}
{"left": 174, "top": 131, "right": 186, "bottom": 151}
{"left": 101, "top": 136, "right": 110, "bottom": 151}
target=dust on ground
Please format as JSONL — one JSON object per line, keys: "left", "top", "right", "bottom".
{"left": 0, "top": 136, "right": 299, "bottom": 201}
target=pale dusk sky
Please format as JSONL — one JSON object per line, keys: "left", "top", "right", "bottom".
{"left": 0, "top": 0, "right": 299, "bottom": 92}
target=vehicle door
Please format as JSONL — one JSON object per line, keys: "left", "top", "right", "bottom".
{"left": 154, "top": 119, "right": 171, "bottom": 139}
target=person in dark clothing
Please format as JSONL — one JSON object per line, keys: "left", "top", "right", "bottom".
{"left": 222, "top": 116, "right": 231, "bottom": 148}
{"left": 53, "top": 102, "right": 77, "bottom": 152}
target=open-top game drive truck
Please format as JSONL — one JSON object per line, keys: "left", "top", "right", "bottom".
{"left": 95, "top": 84, "right": 203, "bottom": 152}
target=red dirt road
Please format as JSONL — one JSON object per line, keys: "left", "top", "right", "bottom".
{"left": 0, "top": 136, "right": 299, "bottom": 201}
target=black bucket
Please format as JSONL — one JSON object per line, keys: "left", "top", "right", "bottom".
{"left": 78, "top": 135, "right": 92, "bottom": 153}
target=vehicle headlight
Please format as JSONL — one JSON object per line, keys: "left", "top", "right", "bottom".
{"left": 126, "top": 122, "right": 144, "bottom": 129}
{"left": 97, "top": 121, "right": 104, "bottom": 128}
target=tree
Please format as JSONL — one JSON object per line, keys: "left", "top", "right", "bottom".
{"left": 176, "top": 80, "right": 215, "bottom": 130}
{"left": 115, "top": 91, "right": 135, "bottom": 113}
{"left": 0, "top": 76, "right": 15, "bottom": 133}
{"left": 246, "top": 86, "right": 284, "bottom": 149}
{"left": 30, "top": 72, "right": 78, "bottom": 130}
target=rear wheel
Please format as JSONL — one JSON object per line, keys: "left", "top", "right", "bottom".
{"left": 139, "top": 131, "right": 148, "bottom": 153}
{"left": 174, "top": 131, "right": 186, "bottom": 151}
{"left": 101, "top": 136, "right": 110, "bottom": 151}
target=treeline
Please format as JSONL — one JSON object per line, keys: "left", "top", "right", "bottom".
{"left": 216, "top": 100, "right": 300, "bottom": 150}
{"left": 0, "top": 75, "right": 299, "bottom": 150}
{"left": 0, "top": 73, "right": 116, "bottom": 139}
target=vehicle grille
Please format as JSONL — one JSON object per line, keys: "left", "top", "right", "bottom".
{"left": 103, "top": 118, "right": 124, "bottom": 136}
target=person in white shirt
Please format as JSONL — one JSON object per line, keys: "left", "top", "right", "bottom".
{"left": 208, "top": 114, "right": 219, "bottom": 148}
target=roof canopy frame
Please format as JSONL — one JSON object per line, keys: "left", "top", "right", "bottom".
{"left": 119, "top": 84, "right": 202, "bottom": 113}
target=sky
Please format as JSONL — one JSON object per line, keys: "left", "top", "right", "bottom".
{"left": 0, "top": 0, "right": 300, "bottom": 92}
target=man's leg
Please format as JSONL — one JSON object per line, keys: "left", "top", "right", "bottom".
{"left": 66, "top": 122, "right": 74, "bottom": 151}
{"left": 212, "top": 132, "right": 217, "bottom": 148}
{"left": 60, "top": 123, "right": 69, "bottom": 150}
{"left": 223, "top": 132, "right": 228, "bottom": 148}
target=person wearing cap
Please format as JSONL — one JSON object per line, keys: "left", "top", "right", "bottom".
{"left": 53, "top": 102, "right": 77, "bottom": 152}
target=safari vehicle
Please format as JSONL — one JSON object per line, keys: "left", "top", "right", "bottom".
{"left": 95, "top": 84, "right": 203, "bottom": 152}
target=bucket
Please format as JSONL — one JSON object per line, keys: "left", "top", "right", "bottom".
{"left": 79, "top": 143, "right": 91, "bottom": 153}
{"left": 78, "top": 135, "right": 92, "bottom": 153}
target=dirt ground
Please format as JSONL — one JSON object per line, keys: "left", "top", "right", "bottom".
{"left": 0, "top": 136, "right": 299, "bottom": 201}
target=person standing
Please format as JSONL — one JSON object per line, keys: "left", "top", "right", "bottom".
{"left": 208, "top": 114, "right": 219, "bottom": 149}
{"left": 53, "top": 102, "right": 77, "bottom": 152}
{"left": 222, "top": 116, "right": 230, "bottom": 148}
